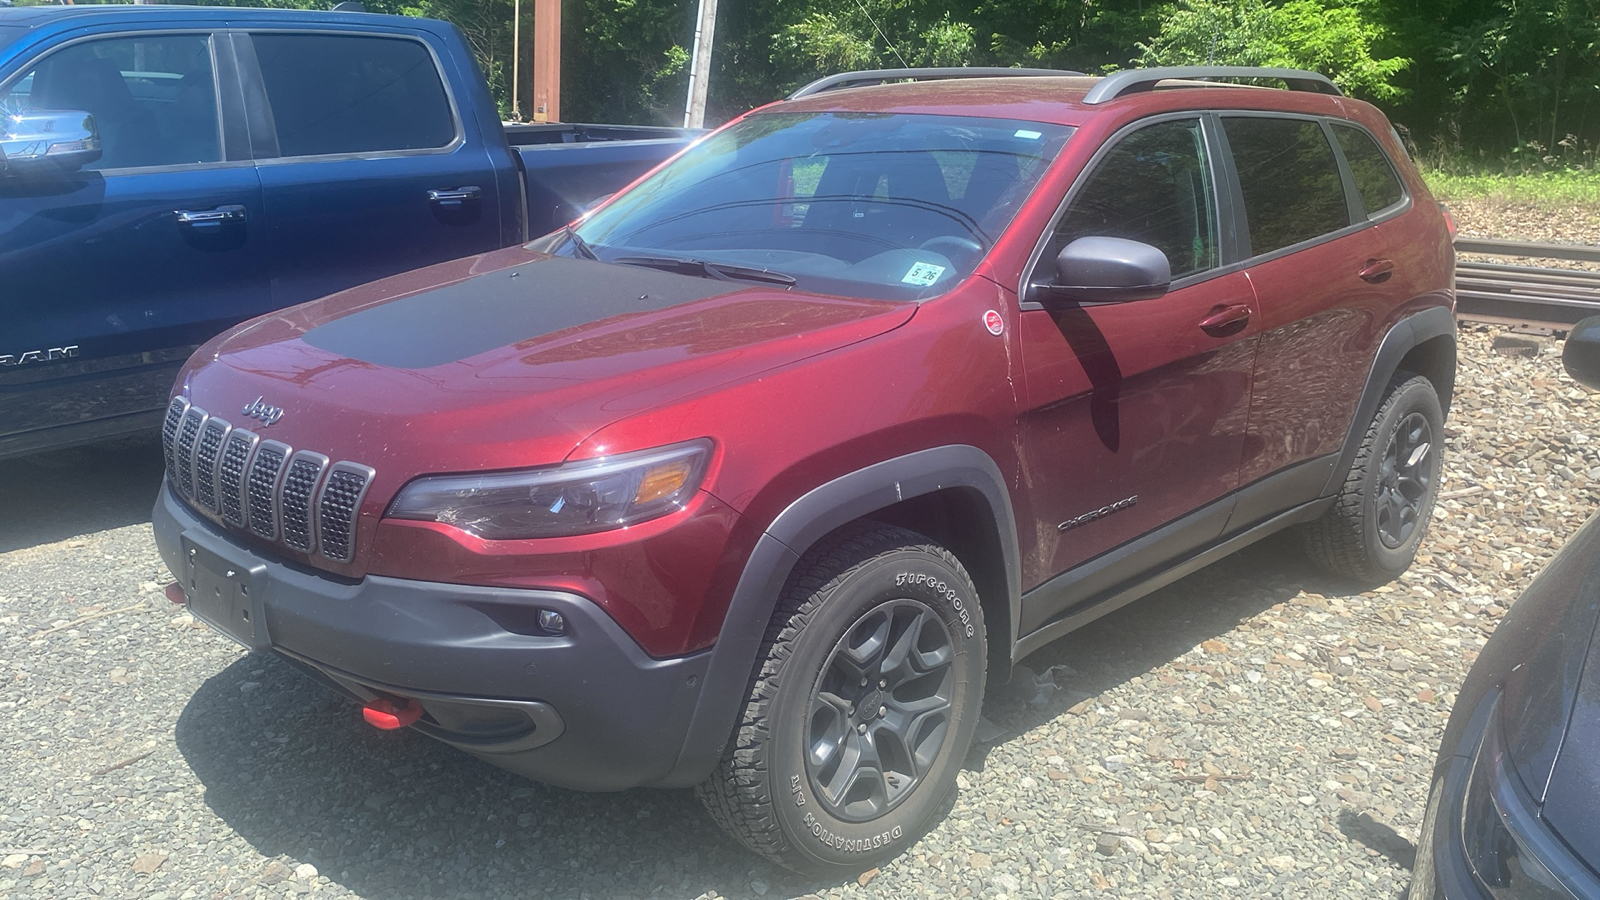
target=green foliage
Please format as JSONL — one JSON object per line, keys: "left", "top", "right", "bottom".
{"left": 43, "top": 0, "right": 1600, "bottom": 161}
{"left": 772, "top": 1, "right": 977, "bottom": 80}
{"left": 1136, "top": 0, "right": 1409, "bottom": 100}
{"left": 1422, "top": 168, "right": 1600, "bottom": 205}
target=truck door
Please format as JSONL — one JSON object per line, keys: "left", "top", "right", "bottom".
{"left": 1015, "top": 116, "right": 1261, "bottom": 633}
{"left": 236, "top": 30, "right": 504, "bottom": 308}
{"left": 0, "top": 30, "right": 266, "bottom": 457}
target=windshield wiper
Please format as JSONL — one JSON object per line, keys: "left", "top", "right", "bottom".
{"left": 612, "top": 254, "right": 797, "bottom": 287}
{"left": 564, "top": 225, "right": 600, "bottom": 261}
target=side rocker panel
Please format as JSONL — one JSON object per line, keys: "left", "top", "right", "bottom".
{"left": 657, "top": 444, "right": 1021, "bottom": 788}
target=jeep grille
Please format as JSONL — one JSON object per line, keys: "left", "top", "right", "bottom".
{"left": 163, "top": 399, "right": 375, "bottom": 564}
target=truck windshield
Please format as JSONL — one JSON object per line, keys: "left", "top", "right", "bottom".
{"left": 570, "top": 111, "right": 1072, "bottom": 300}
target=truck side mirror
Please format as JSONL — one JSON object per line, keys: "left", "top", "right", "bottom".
{"left": 1564, "top": 316, "right": 1600, "bottom": 390}
{"left": 0, "top": 110, "right": 102, "bottom": 175}
{"left": 1031, "top": 236, "right": 1171, "bottom": 305}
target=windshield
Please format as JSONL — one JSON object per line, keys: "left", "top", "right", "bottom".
{"left": 566, "top": 111, "right": 1072, "bottom": 300}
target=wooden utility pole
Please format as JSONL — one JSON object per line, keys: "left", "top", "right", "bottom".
{"left": 511, "top": 0, "right": 522, "bottom": 120}
{"left": 683, "top": 0, "right": 718, "bottom": 128}
{"left": 532, "top": 0, "right": 560, "bottom": 122}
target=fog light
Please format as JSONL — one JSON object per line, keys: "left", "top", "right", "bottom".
{"left": 538, "top": 609, "right": 566, "bottom": 635}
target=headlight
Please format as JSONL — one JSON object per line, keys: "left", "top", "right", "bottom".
{"left": 1460, "top": 696, "right": 1578, "bottom": 900}
{"left": 387, "top": 439, "right": 712, "bottom": 539}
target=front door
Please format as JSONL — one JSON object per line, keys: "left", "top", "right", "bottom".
{"left": 238, "top": 30, "right": 504, "bottom": 309}
{"left": 1016, "top": 116, "right": 1260, "bottom": 633}
{"left": 0, "top": 31, "right": 266, "bottom": 455}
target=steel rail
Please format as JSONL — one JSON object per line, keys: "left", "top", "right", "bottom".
{"left": 1453, "top": 238, "right": 1600, "bottom": 328}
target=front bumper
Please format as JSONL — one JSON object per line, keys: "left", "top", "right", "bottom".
{"left": 155, "top": 481, "right": 713, "bottom": 791}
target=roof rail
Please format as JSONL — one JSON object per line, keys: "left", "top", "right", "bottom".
{"left": 1080, "top": 66, "right": 1341, "bottom": 105}
{"left": 789, "top": 67, "right": 1086, "bottom": 101}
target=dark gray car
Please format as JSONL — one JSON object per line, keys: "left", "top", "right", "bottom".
{"left": 1411, "top": 317, "right": 1600, "bottom": 899}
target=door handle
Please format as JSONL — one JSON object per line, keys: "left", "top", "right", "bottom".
{"left": 175, "top": 205, "right": 247, "bottom": 226}
{"left": 427, "top": 186, "right": 483, "bottom": 206}
{"left": 1359, "top": 258, "right": 1394, "bottom": 283}
{"left": 1199, "top": 303, "right": 1252, "bottom": 337}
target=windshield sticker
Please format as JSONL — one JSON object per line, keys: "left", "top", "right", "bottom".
{"left": 1014, "top": 129, "right": 1043, "bottom": 140}
{"left": 902, "top": 263, "right": 946, "bottom": 286}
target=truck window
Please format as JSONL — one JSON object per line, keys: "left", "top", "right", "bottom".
{"left": 0, "top": 33, "right": 220, "bottom": 170}
{"left": 1222, "top": 116, "right": 1351, "bottom": 257}
{"left": 249, "top": 33, "right": 455, "bottom": 158}
{"left": 1052, "top": 118, "right": 1219, "bottom": 280}
{"left": 1331, "top": 123, "right": 1406, "bottom": 215}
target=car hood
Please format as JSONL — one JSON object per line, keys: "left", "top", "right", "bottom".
{"left": 1539, "top": 574, "right": 1600, "bottom": 863}
{"left": 1495, "top": 512, "right": 1600, "bottom": 859}
{"left": 182, "top": 247, "right": 913, "bottom": 494}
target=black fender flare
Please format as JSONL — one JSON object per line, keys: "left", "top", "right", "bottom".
{"left": 1322, "top": 305, "right": 1457, "bottom": 497}
{"left": 656, "top": 444, "right": 1021, "bottom": 787}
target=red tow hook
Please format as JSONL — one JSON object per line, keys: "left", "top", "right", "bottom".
{"left": 164, "top": 582, "right": 186, "bottom": 605}
{"left": 362, "top": 697, "right": 423, "bottom": 730}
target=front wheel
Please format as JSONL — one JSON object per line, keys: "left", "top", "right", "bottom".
{"left": 696, "top": 522, "right": 986, "bottom": 876}
{"left": 1301, "top": 372, "right": 1444, "bottom": 584}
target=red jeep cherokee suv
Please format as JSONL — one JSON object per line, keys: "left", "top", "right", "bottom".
{"left": 154, "top": 66, "right": 1456, "bottom": 873}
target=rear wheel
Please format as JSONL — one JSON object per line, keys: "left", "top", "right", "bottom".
{"left": 1301, "top": 372, "right": 1443, "bottom": 584}
{"left": 696, "top": 522, "right": 985, "bottom": 876}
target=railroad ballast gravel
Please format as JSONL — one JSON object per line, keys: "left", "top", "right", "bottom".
{"left": 2, "top": 326, "right": 1595, "bottom": 900}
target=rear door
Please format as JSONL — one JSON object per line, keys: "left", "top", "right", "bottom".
{"left": 0, "top": 29, "right": 266, "bottom": 456}
{"left": 237, "top": 29, "right": 504, "bottom": 308}
{"left": 1223, "top": 114, "right": 1402, "bottom": 522}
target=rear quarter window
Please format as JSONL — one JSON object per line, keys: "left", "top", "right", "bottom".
{"left": 1332, "top": 123, "right": 1406, "bottom": 215}
{"left": 250, "top": 33, "right": 455, "bottom": 158}
{"left": 1223, "top": 117, "right": 1350, "bottom": 257}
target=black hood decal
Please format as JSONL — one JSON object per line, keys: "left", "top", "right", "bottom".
{"left": 301, "top": 256, "right": 742, "bottom": 369}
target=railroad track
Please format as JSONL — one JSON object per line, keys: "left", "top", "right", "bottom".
{"left": 1454, "top": 238, "right": 1600, "bottom": 329}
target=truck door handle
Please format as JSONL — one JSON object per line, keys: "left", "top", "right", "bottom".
{"left": 1359, "top": 258, "right": 1394, "bottom": 283}
{"left": 1199, "top": 303, "right": 1252, "bottom": 337}
{"left": 428, "top": 186, "right": 483, "bottom": 206}
{"left": 175, "top": 205, "right": 247, "bottom": 226}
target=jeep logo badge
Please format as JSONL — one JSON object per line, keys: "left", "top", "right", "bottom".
{"left": 241, "top": 396, "right": 284, "bottom": 426}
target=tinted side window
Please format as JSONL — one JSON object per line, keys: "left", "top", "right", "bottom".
{"left": 251, "top": 34, "right": 454, "bottom": 157}
{"left": 1054, "top": 118, "right": 1218, "bottom": 279}
{"left": 1223, "top": 117, "right": 1349, "bottom": 256}
{"left": 0, "top": 34, "right": 220, "bottom": 170}
{"left": 1333, "top": 123, "right": 1405, "bottom": 215}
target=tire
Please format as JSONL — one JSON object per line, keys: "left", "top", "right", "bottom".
{"left": 1301, "top": 372, "right": 1443, "bottom": 584}
{"left": 696, "top": 522, "right": 986, "bottom": 876}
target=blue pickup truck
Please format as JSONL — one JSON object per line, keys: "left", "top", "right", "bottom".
{"left": 0, "top": 4, "right": 695, "bottom": 459}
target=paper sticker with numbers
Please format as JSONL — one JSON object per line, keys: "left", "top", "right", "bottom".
{"left": 901, "top": 263, "right": 946, "bottom": 286}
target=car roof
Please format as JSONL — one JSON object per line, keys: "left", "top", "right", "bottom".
{"left": 774, "top": 74, "right": 1351, "bottom": 128}
{"left": 0, "top": 4, "right": 426, "bottom": 31}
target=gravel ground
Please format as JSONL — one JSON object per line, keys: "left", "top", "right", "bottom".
{"left": 3, "top": 327, "right": 1597, "bottom": 900}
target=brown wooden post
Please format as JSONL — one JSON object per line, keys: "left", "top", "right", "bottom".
{"left": 531, "top": 0, "right": 560, "bottom": 122}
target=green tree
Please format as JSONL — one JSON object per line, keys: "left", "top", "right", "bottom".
{"left": 1137, "top": 0, "right": 1409, "bottom": 100}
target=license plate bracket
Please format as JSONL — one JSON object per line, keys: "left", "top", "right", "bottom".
{"left": 181, "top": 535, "right": 269, "bottom": 651}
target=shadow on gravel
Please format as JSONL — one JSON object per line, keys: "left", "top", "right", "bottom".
{"left": 173, "top": 531, "right": 1369, "bottom": 899}
{"left": 0, "top": 434, "right": 165, "bottom": 553}
{"left": 174, "top": 652, "right": 827, "bottom": 900}
{"left": 969, "top": 532, "right": 1363, "bottom": 749}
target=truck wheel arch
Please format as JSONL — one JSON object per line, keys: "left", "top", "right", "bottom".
{"left": 1323, "top": 305, "right": 1457, "bottom": 498}
{"left": 660, "top": 444, "right": 1021, "bottom": 788}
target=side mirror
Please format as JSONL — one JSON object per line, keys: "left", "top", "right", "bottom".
{"left": 1564, "top": 316, "right": 1600, "bottom": 390}
{"left": 0, "top": 110, "right": 102, "bottom": 175}
{"left": 1032, "top": 236, "right": 1171, "bottom": 305}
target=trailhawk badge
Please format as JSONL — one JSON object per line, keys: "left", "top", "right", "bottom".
{"left": 241, "top": 396, "right": 285, "bottom": 426}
